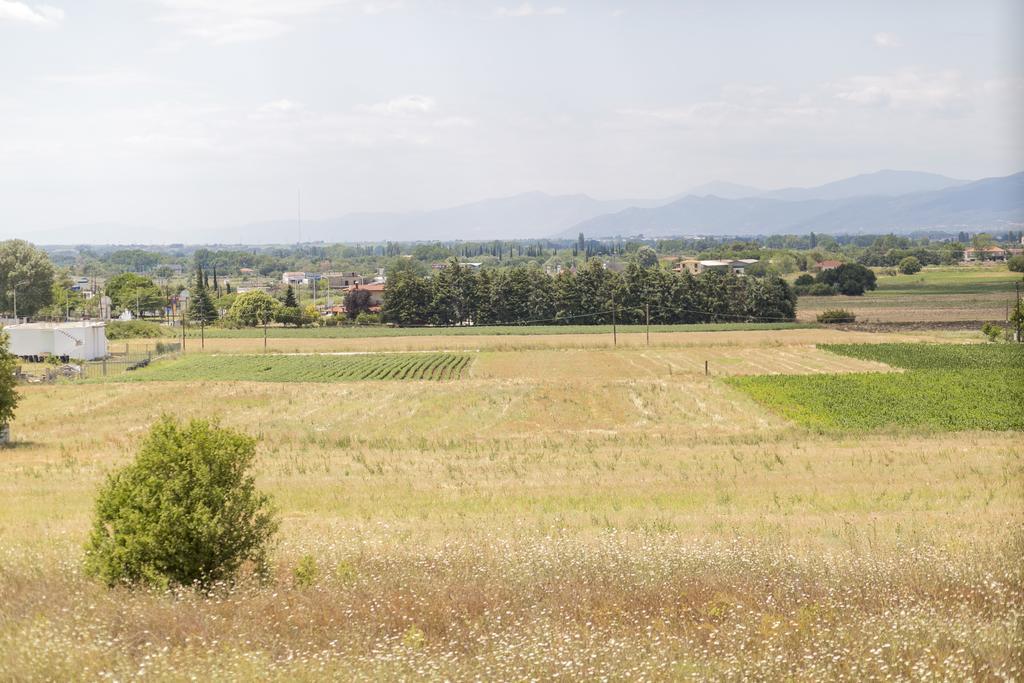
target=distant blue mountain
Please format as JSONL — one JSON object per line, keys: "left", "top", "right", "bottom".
{"left": 567, "top": 172, "right": 1023, "bottom": 237}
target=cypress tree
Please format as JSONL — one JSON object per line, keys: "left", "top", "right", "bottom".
{"left": 284, "top": 285, "right": 298, "bottom": 308}
{"left": 189, "top": 265, "right": 218, "bottom": 324}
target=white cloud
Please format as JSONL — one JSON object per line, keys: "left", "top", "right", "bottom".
{"left": 358, "top": 95, "right": 436, "bottom": 115}
{"left": 873, "top": 32, "right": 903, "bottom": 48}
{"left": 260, "top": 99, "right": 301, "bottom": 113}
{"left": 496, "top": 3, "right": 566, "bottom": 18}
{"left": 154, "top": 0, "right": 347, "bottom": 44}
{"left": 831, "top": 70, "right": 970, "bottom": 115}
{"left": 0, "top": 1, "right": 64, "bottom": 26}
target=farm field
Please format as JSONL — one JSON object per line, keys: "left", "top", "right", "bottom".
{"left": 128, "top": 326, "right": 946, "bottom": 355}
{"left": 192, "top": 321, "right": 812, "bottom": 339}
{"left": 797, "top": 265, "right": 1022, "bottom": 323}
{"left": 729, "top": 343, "right": 1024, "bottom": 430}
{"left": 1, "top": 329, "right": 1021, "bottom": 679}
{"left": 109, "top": 352, "right": 473, "bottom": 383}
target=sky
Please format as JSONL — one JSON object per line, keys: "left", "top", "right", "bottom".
{"left": 1, "top": 0, "right": 1022, "bottom": 240}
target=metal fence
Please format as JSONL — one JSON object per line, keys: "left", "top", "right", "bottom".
{"left": 77, "top": 343, "right": 182, "bottom": 380}
{"left": 15, "top": 342, "right": 183, "bottom": 382}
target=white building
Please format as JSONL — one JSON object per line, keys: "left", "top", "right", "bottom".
{"left": 5, "top": 322, "right": 108, "bottom": 361}
{"left": 282, "top": 271, "right": 305, "bottom": 285}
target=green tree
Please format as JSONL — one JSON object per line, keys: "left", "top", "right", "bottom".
{"left": 105, "top": 273, "right": 165, "bottom": 317}
{"left": 971, "top": 233, "right": 994, "bottom": 260}
{"left": 0, "top": 240, "right": 55, "bottom": 318}
{"left": 382, "top": 271, "right": 431, "bottom": 326}
{"left": 189, "top": 266, "right": 218, "bottom": 325}
{"left": 83, "top": 417, "right": 278, "bottom": 588}
{"left": 1008, "top": 255, "right": 1024, "bottom": 273}
{"left": 283, "top": 285, "right": 298, "bottom": 308}
{"left": 0, "top": 332, "right": 18, "bottom": 437}
{"left": 343, "top": 288, "right": 373, "bottom": 320}
{"left": 227, "top": 291, "right": 280, "bottom": 327}
{"left": 898, "top": 256, "right": 922, "bottom": 275}
{"left": 633, "top": 245, "right": 659, "bottom": 269}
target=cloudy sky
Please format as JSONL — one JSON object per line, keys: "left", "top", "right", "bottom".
{"left": 1, "top": 0, "right": 1022, "bottom": 239}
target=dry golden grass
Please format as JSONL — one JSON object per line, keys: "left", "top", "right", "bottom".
{"left": 1, "top": 330, "right": 1021, "bottom": 680}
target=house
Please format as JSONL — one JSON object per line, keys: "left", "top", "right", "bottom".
{"left": 323, "top": 272, "right": 365, "bottom": 288}
{"left": 343, "top": 282, "right": 386, "bottom": 309}
{"left": 282, "top": 271, "right": 305, "bottom": 285}
{"left": 673, "top": 259, "right": 758, "bottom": 275}
{"left": 5, "top": 321, "right": 108, "bottom": 361}
{"left": 963, "top": 246, "right": 1007, "bottom": 261}
{"left": 815, "top": 259, "right": 844, "bottom": 271}
{"left": 239, "top": 268, "right": 255, "bottom": 276}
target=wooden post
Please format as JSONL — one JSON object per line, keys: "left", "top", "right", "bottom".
{"left": 705, "top": 360, "right": 709, "bottom": 376}
{"left": 645, "top": 303, "right": 650, "bottom": 346}
{"left": 612, "top": 304, "right": 617, "bottom": 347}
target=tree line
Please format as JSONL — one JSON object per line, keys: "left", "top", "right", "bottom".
{"left": 382, "top": 259, "right": 798, "bottom": 327}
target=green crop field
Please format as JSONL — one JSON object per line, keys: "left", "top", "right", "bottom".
{"left": 728, "top": 343, "right": 1024, "bottom": 431}
{"left": 106, "top": 352, "right": 474, "bottom": 383}
{"left": 870, "top": 266, "right": 1022, "bottom": 296}
{"left": 820, "top": 342, "right": 1024, "bottom": 369}
{"left": 797, "top": 265, "right": 1023, "bottom": 323}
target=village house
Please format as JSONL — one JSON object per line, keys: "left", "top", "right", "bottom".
{"left": 673, "top": 259, "right": 759, "bottom": 276}
{"left": 281, "top": 271, "right": 305, "bottom": 285}
{"left": 323, "top": 272, "right": 365, "bottom": 288}
{"left": 963, "top": 246, "right": 1007, "bottom": 261}
{"left": 343, "top": 282, "right": 386, "bottom": 310}
{"left": 815, "top": 259, "right": 844, "bottom": 271}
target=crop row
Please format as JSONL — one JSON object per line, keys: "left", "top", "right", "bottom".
{"left": 727, "top": 368, "right": 1024, "bottom": 431}
{"left": 115, "top": 353, "right": 474, "bottom": 383}
{"left": 820, "top": 343, "right": 1024, "bottom": 370}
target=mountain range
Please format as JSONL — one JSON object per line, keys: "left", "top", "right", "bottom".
{"left": 568, "top": 170, "right": 1022, "bottom": 238}
{"left": 24, "top": 169, "right": 1023, "bottom": 245}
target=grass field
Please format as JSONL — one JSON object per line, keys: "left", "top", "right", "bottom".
{"left": 108, "top": 352, "right": 473, "bottom": 383}
{"left": 728, "top": 343, "right": 1024, "bottom": 430}
{"left": 797, "top": 265, "right": 1023, "bottom": 322}
{"left": 1, "top": 329, "right": 1021, "bottom": 679}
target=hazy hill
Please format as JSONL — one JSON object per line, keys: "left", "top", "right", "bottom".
{"left": 568, "top": 172, "right": 1023, "bottom": 237}
{"left": 764, "top": 169, "right": 968, "bottom": 202}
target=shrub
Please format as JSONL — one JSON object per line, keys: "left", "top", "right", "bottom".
{"left": 806, "top": 283, "right": 835, "bottom": 296}
{"left": 355, "top": 311, "right": 381, "bottom": 325}
{"left": 84, "top": 417, "right": 278, "bottom": 588}
{"left": 294, "top": 554, "right": 318, "bottom": 587}
{"left": 794, "top": 274, "right": 815, "bottom": 286}
{"left": 106, "top": 320, "right": 171, "bottom": 340}
{"left": 898, "top": 256, "right": 922, "bottom": 275}
{"left": 1008, "top": 255, "right": 1024, "bottom": 273}
{"left": 817, "top": 309, "right": 856, "bottom": 324}
{"left": 981, "top": 322, "right": 1004, "bottom": 343}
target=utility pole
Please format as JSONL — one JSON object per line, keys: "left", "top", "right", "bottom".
{"left": 611, "top": 302, "right": 617, "bottom": 347}
{"left": 645, "top": 303, "right": 650, "bottom": 346}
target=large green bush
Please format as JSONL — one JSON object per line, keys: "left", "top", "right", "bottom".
{"left": 817, "top": 309, "right": 856, "bottom": 323}
{"left": 898, "top": 256, "right": 922, "bottom": 275}
{"left": 84, "top": 417, "right": 278, "bottom": 588}
{"left": 1008, "top": 255, "right": 1024, "bottom": 273}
